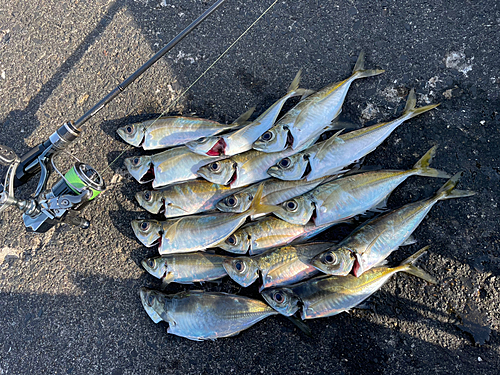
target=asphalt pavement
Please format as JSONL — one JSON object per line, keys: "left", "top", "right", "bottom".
{"left": 0, "top": 1, "right": 499, "bottom": 374}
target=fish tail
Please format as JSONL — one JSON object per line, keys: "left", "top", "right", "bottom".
{"left": 402, "top": 89, "right": 440, "bottom": 119}
{"left": 248, "top": 183, "right": 280, "bottom": 216}
{"left": 353, "top": 50, "right": 385, "bottom": 78}
{"left": 412, "top": 146, "right": 451, "bottom": 178}
{"left": 435, "top": 172, "right": 476, "bottom": 201}
{"left": 399, "top": 246, "right": 437, "bottom": 284}
{"left": 232, "top": 107, "right": 256, "bottom": 125}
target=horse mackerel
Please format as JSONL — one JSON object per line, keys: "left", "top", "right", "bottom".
{"left": 310, "top": 172, "right": 475, "bottom": 277}
{"left": 274, "top": 146, "right": 450, "bottom": 226}
{"left": 262, "top": 246, "right": 435, "bottom": 319}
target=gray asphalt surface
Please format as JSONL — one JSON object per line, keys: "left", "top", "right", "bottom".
{"left": 0, "top": 0, "right": 499, "bottom": 374}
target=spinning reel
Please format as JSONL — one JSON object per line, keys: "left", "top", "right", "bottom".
{"left": 0, "top": 123, "right": 105, "bottom": 233}
{"left": 0, "top": 0, "right": 227, "bottom": 233}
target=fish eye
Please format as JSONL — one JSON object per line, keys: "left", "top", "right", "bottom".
{"left": 225, "top": 196, "right": 238, "bottom": 207}
{"left": 226, "top": 235, "right": 238, "bottom": 246}
{"left": 144, "top": 191, "right": 152, "bottom": 201}
{"left": 125, "top": 125, "right": 133, "bottom": 134}
{"left": 234, "top": 260, "right": 245, "bottom": 272}
{"left": 140, "top": 222, "right": 150, "bottom": 231}
{"left": 324, "top": 251, "right": 338, "bottom": 265}
{"left": 278, "top": 158, "right": 291, "bottom": 169}
{"left": 132, "top": 157, "right": 140, "bottom": 165}
{"left": 273, "top": 292, "right": 285, "bottom": 304}
{"left": 147, "top": 294, "right": 155, "bottom": 306}
{"left": 285, "top": 200, "right": 298, "bottom": 212}
{"left": 146, "top": 259, "right": 155, "bottom": 268}
{"left": 261, "top": 131, "right": 274, "bottom": 142}
{"left": 209, "top": 162, "right": 220, "bottom": 172}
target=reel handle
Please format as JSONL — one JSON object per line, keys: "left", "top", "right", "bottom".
{"left": 0, "top": 144, "right": 19, "bottom": 166}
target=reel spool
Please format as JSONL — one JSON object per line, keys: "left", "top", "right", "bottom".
{"left": 0, "top": 144, "right": 105, "bottom": 233}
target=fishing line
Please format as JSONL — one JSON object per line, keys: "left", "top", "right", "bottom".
{"left": 102, "top": 0, "right": 280, "bottom": 175}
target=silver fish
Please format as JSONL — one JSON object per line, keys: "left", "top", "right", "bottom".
{"left": 124, "top": 154, "right": 154, "bottom": 184}
{"left": 223, "top": 242, "right": 334, "bottom": 291}
{"left": 125, "top": 146, "right": 227, "bottom": 188}
{"left": 216, "top": 176, "right": 332, "bottom": 215}
{"left": 275, "top": 146, "right": 450, "bottom": 225}
{"left": 131, "top": 219, "right": 163, "bottom": 247}
{"left": 310, "top": 172, "right": 475, "bottom": 277}
{"left": 117, "top": 108, "right": 253, "bottom": 150}
{"left": 141, "top": 252, "right": 228, "bottom": 284}
{"left": 217, "top": 216, "right": 334, "bottom": 255}
{"left": 186, "top": 70, "right": 309, "bottom": 156}
{"left": 158, "top": 184, "right": 277, "bottom": 254}
{"left": 268, "top": 89, "right": 439, "bottom": 181}
{"left": 253, "top": 51, "right": 384, "bottom": 153}
{"left": 136, "top": 179, "right": 242, "bottom": 218}
{"left": 140, "top": 288, "right": 277, "bottom": 341}
{"left": 198, "top": 134, "right": 320, "bottom": 189}
{"left": 262, "top": 246, "right": 435, "bottom": 319}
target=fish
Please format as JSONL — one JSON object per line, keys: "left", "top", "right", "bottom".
{"left": 157, "top": 184, "right": 277, "bottom": 254}
{"left": 141, "top": 252, "right": 228, "bottom": 284}
{"left": 261, "top": 246, "right": 436, "bottom": 319}
{"left": 217, "top": 216, "right": 334, "bottom": 255}
{"left": 186, "top": 70, "right": 311, "bottom": 156}
{"left": 136, "top": 179, "right": 242, "bottom": 218}
{"left": 124, "top": 154, "right": 154, "bottom": 184}
{"left": 223, "top": 242, "right": 335, "bottom": 291}
{"left": 268, "top": 89, "right": 439, "bottom": 181}
{"left": 274, "top": 146, "right": 450, "bottom": 225}
{"left": 253, "top": 51, "right": 384, "bottom": 153}
{"left": 116, "top": 107, "right": 254, "bottom": 150}
{"left": 310, "top": 172, "right": 475, "bottom": 277}
{"left": 131, "top": 219, "right": 163, "bottom": 247}
{"left": 139, "top": 288, "right": 277, "bottom": 341}
{"left": 197, "top": 134, "right": 321, "bottom": 188}
{"left": 216, "top": 176, "right": 332, "bottom": 216}
{"left": 125, "top": 146, "right": 227, "bottom": 188}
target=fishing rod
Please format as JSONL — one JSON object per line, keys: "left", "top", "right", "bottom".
{"left": 0, "top": 0, "right": 228, "bottom": 233}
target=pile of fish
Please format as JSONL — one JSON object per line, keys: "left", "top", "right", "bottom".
{"left": 118, "top": 52, "right": 474, "bottom": 341}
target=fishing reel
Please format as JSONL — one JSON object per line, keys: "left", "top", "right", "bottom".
{"left": 0, "top": 0, "right": 228, "bottom": 232}
{"left": 0, "top": 123, "right": 105, "bottom": 233}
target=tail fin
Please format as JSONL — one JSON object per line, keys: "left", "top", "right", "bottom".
{"left": 353, "top": 50, "right": 385, "bottom": 78}
{"left": 402, "top": 89, "right": 440, "bottom": 119}
{"left": 232, "top": 107, "right": 256, "bottom": 125}
{"left": 247, "top": 183, "right": 281, "bottom": 216}
{"left": 412, "top": 146, "right": 451, "bottom": 178}
{"left": 399, "top": 246, "right": 437, "bottom": 284}
{"left": 435, "top": 172, "right": 476, "bottom": 201}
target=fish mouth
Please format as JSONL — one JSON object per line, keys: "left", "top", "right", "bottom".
{"left": 207, "top": 138, "right": 226, "bottom": 156}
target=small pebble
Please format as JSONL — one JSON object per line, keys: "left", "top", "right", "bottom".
{"left": 478, "top": 357, "right": 483, "bottom": 362}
